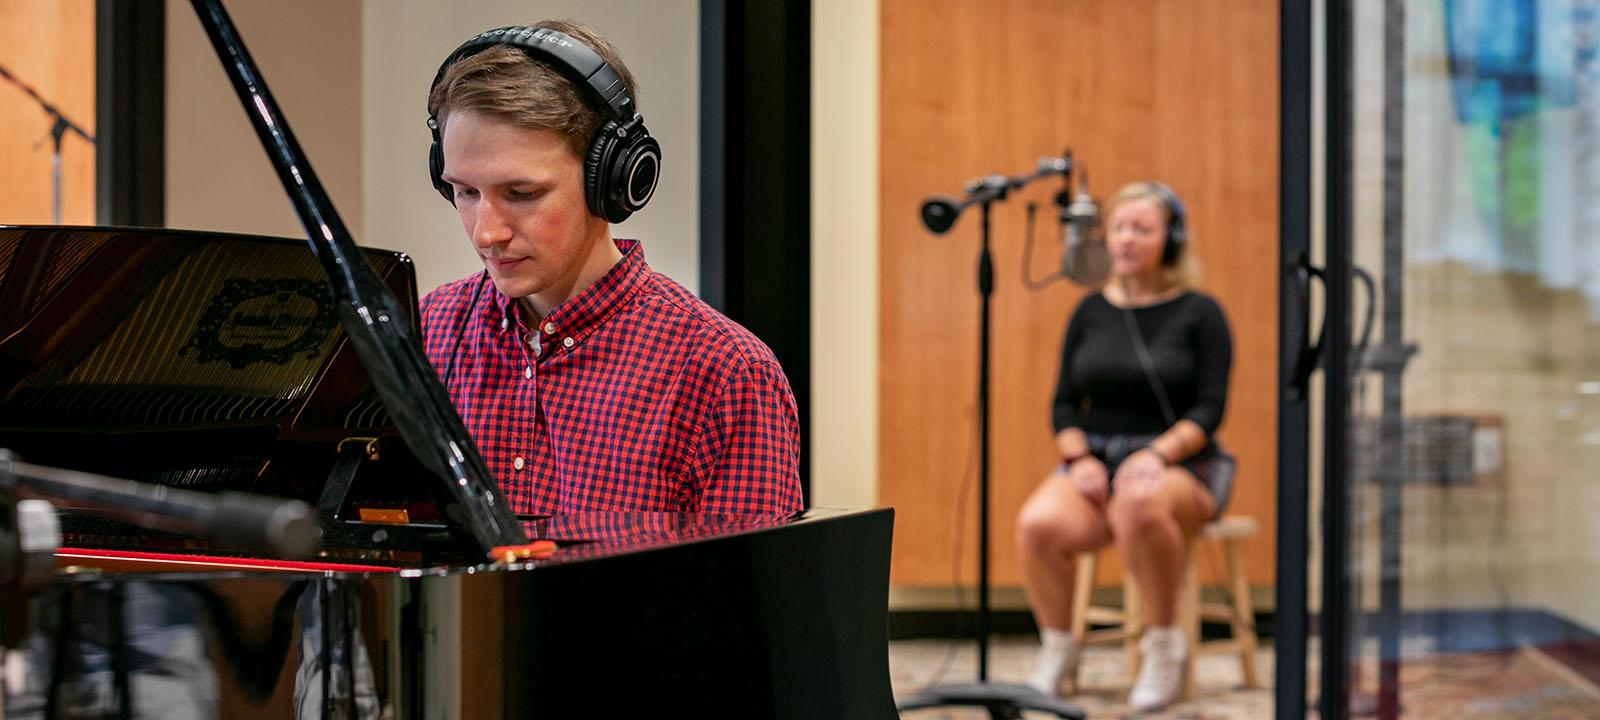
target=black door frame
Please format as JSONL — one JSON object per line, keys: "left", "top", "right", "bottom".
{"left": 95, "top": 0, "right": 165, "bottom": 227}
{"left": 1279, "top": 1, "right": 1356, "bottom": 717}
{"left": 1275, "top": 0, "right": 1315, "bottom": 716}
{"left": 699, "top": 0, "right": 813, "bottom": 503}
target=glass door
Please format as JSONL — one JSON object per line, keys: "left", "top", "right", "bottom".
{"left": 1311, "top": 0, "right": 1600, "bottom": 716}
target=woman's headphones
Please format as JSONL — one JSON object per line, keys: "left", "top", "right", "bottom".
{"left": 426, "top": 26, "right": 661, "bottom": 224}
{"left": 1144, "top": 181, "right": 1188, "bottom": 265}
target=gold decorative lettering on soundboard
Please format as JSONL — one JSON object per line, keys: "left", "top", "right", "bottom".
{"left": 181, "top": 278, "right": 338, "bottom": 369}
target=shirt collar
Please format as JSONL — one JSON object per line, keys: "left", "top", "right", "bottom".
{"left": 493, "top": 238, "right": 648, "bottom": 350}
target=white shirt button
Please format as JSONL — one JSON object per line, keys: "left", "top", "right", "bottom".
{"left": 543, "top": 322, "right": 556, "bottom": 334}
{"left": 500, "top": 317, "right": 508, "bottom": 330}
{"left": 523, "top": 366, "right": 532, "bottom": 379}
{"left": 512, "top": 456, "right": 526, "bottom": 470}
{"left": 562, "top": 337, "right": 575, "bottom": 349}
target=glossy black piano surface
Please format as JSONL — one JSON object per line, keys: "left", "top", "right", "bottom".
{"left": 2, "top": 506, "right": 896, "bottom": 719}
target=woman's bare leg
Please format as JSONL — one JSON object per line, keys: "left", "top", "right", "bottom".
{"left": 1015, "top": 470, "right": 1115, "bottom": 630}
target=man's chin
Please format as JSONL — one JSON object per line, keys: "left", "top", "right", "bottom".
{"left": 485, "top": 275, "right": 543, "bottom": 301}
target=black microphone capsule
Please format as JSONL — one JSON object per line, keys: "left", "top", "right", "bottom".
{"left": 920, "top": 197, "right": 961, "bottom": 234}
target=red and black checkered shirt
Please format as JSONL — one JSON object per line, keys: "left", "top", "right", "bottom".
{"left": 419, "top": 239, "right": 803, "bottom": 517}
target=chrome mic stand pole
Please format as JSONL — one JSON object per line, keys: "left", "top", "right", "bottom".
{"left": 0, "top": 62, "right": 95, "bottom": 224}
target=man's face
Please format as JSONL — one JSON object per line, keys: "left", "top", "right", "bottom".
{"left": 439, "top": 110, "right": 607, "bottom": 307}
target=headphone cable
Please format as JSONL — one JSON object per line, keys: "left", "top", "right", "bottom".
{"left": 441, "top": 270, "right": 491, "bottom": 391}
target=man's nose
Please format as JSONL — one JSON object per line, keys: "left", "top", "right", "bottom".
{"left": 472, "top": 200, "right": 513, "bottom": 248}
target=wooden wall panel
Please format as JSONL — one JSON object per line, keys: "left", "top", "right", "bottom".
{"left": 880, "top": 0, "right": 1280, "bottom": 592}
{"left": 0, "top": 0, "right": 96, "bottom": 225}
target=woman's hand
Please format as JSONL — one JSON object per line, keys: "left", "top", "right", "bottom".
{"left": 1112, "top": 448, "right": 1169, "bottom": 495}
{"left": 1069, "top": 456, "right": 1111, "bottom": 506}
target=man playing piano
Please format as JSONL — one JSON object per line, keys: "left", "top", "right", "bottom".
{"left": 418, "top": 22, "right": 803, "bottom": 518}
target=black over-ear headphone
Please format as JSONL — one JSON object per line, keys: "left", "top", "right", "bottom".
{"left": 1145, "top": 181, "right": 1188, "bottom": 265}
{"left": 427, "top": 26, "right": 662, "bottom": 224}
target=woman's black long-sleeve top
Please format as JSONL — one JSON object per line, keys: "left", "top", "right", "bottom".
{"left": 1051, "top": 291, "right": 1233, "bottom": 439}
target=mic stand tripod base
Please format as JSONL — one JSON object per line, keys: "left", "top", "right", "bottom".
{"left": 896, "top": 682, "right": 1085, "bottom": 720}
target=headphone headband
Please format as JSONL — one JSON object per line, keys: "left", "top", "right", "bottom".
{"left": 430, "top": 26, "right": 636, "bottom": 124}
{"left": 1145, "top": 181, "right": 1186, "bottom": 227}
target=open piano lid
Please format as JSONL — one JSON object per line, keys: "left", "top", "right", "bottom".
{"left": 0, "top": 0, "right": 527, "bottom": 562}
{"left": 0, "top": 225, "right": 487, "bottom": 564}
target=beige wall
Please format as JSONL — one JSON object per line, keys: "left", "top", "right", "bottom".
{"left": 164, "top": 0, "right": 699, "bottom": 298}
{"left": 810, "top": 0, "right": 879, "bottom": 509}
{"left": 165, "top": 0, "right": 364, "bottom": 240}
{"left": 360, "top": 0, "right": 700, "bottom": 296}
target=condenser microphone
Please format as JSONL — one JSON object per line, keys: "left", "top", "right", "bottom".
{"left": 1059, "top": 188, "right": 1110, "bottom": 285}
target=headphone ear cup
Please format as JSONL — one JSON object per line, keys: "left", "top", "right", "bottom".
{"left": 584, "top": 121, "right": 618, "bottom": 221}
{"left": 429, "top": 139, "right": 454, "bottom": 204}
{"left": 585, "top": 119, "right": 659, "bottom": 224}
{"left": 616, "top": 135, "right": 661, "bottom": 217}
{"left": 1148, "top": 181, "right": 1186, "bottom": 265}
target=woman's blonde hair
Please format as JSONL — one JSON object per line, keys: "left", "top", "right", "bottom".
{"left": 1105, "top": 181, "right": 1201, "bottom": 289}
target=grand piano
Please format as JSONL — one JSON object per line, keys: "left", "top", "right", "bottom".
{"left": 0, "top": 2, "right": 895, "bottom": 718}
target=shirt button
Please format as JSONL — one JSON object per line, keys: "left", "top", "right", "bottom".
{"left": 500, "top": 317, "right": 508, "bottom": 330}
{"left": 562, "top": 337, "right": 575, "bottom": 349}
{"left": 512, "top": 456, "right": 526, "bottom": 470}
{"left": 543, "top": 322, "right": 556, "bottom": 334}
{"left": 524, "top": 366, "right": 532, "bottom": 379}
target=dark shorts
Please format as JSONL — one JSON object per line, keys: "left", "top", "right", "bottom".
{"left": 1059, "top": 433, "right": 1235, "bottom": 517}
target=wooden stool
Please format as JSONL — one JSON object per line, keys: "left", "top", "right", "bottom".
{"left": 1065, "top": 515, "right": 1260, "bottom": 698}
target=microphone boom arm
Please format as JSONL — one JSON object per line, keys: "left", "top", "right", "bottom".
{"left": 920, "top": 151, "right": 1074, "bottom": 235}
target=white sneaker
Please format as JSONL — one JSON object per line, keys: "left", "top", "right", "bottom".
{"left": 1128, "top": 627, "right": 1187, "bottom": 711}
{"left": 1025, "top": 630, "right": 1081, "bottom": 697}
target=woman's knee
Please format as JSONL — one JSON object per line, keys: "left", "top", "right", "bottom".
{"left": 1015, "top": 507, "right": 1067, "bottom": 556}
{"left": 1107, "top": 490, "right": 1171, "bottom": 534}
{"left": 1016, "top": 505, "right": 1105, "bottom": 557}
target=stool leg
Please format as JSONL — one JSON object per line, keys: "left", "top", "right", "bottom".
{"left": 1123, "top": 572, "right": 1142, "bottom": 684}
{"left": 1178, "top": 537, "right": 1200, "bottom": 701}
{"left": 1224, "top": 536, "right": 1261, "bottom": 688}
{"left": 1068, "top": 552, "right": 1096, "bottom": 692}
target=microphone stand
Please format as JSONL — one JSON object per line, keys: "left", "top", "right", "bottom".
{"left": 0, "top": 451, "right": 319, "bottom": 559}
{"left": 0, "top": 450, "right": 319, "bottom": 651}
{"left": 897, "top": 156, "right": 1085, "bottom": 720}
{"left": 0, "top": 62, "right": 96, "bottom": 224}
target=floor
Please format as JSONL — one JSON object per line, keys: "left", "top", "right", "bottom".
{"left": 890, "top": 634, "right": 1600, "bottom": 719}
{"left": 891, "top": 635, "right": 1272, "bottom": 719}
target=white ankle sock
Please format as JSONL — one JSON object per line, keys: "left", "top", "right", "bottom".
{"left": 1039, "top": 626, "right": 1076, "bottom": 649}
{"left": 1027, "top": 627, "right": 1080, "bottom": 696}
{"left": 1144, "top": 625, "right": 1184, "bottom": 651}
{"left": 1129, "top": 625, "right": 1188, "bottom": 711}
